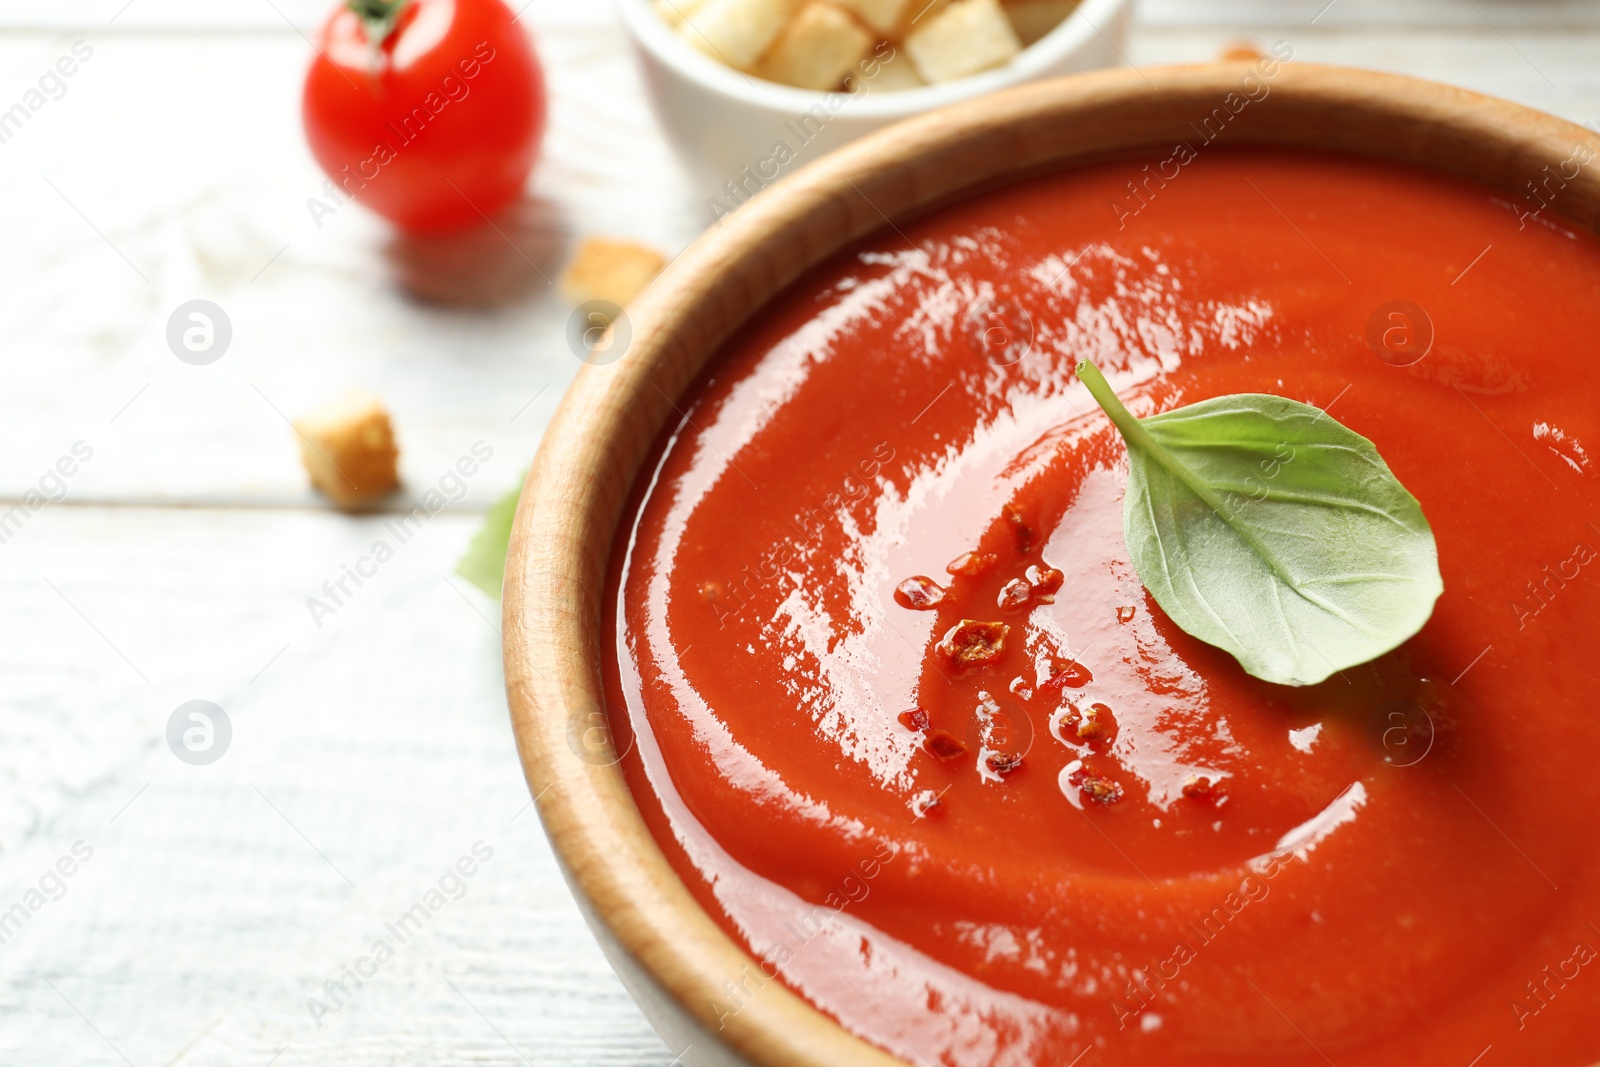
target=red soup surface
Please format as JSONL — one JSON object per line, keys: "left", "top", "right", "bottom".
{"left": 603, "top": 149, "right": 1600, "bottom": 1066}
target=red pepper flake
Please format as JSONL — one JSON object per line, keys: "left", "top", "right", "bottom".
{"left": 1066, "top": 763, "right": 1122, "bottom": 804}
{"left": 897, "top": 708, "right": 930, "bottom": 733}
{"left": 1116, "top": 605, "right": 1137, "bottom": 624}
{"left": 894, "top": 575, "right": 947, "bottom": 610}
{"left": 946, "top": 551, "right": 998, "bottom": 577}
{"left": 1003, "top": 504, "right": 1035, "bottom": 555}
{"left": 924, "top": 729, "right": 969, "bottom": 761}
{"left": 937, "top": 620, "right": 1010, "bottom": 669}
{"left": 1025, "top": 564, "right": 1064, "bottom": 602}
{"left": 1182, "top": 775, "right": 1226, "bottom": 803}
{"left": 1041, "top": 659, "right": 1093, "bottom": 690}
{"left": 985, "top": 752, "right": 1024, "bottom": 777}
{"left": 1078, "top": 775, "right": 1123, "bottom": 804}
{"left": 997, "top": 578, "right": 1032, "bottom": 612}
{"left": 1075, "top": 702, "right": 1117, "bottom": 744}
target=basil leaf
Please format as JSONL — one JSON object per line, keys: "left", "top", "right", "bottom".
{"left": 455, "top": 476, "right": 523, "bottom": 598}
{"left": 1077, "top": 361, "right": 1442, "bottom": 686}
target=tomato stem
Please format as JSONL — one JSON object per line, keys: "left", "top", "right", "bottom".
{"left": 347, "top": 0, "right": 410, "bottom": 46}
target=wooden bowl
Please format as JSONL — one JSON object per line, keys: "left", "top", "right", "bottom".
{"left": 503, "top": 63, "right": 1600, "bottom": 1067}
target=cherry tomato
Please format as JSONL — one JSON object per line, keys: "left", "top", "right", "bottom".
{"left": 302, "top": 0, "right": 547, "bottom": 233}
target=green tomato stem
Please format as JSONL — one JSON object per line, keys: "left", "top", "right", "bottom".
{"left": 347, "top": 0, "right": 410, "bottom": 45}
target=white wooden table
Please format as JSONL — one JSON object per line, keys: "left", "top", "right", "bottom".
{"left": 1, "top": 2, "right": 1596, "bottom": 1064}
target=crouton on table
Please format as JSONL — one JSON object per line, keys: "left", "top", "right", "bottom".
{"left": 295, "top": 390, "right": 401, "bottom": 510}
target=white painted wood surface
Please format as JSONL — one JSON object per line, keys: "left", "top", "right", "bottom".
{"left": 2, "top": 2, "right": 1598, "bottom": 1065}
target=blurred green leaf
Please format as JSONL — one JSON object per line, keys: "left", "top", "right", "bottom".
{"left": 456, "top": 476, "right": 523, "bottom": 598}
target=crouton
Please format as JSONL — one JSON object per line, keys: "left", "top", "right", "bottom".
{"left": 836, "top": 0, "right": 915, "bottom": 35}
{"left": 905, "top": 0, "right": 1020, "bottom": 83}
{"left": 294, "top": 391, "right": 400, "bottom": 510}
{"left": 1002, "top": 0, "right": 1077, "bottom": 46}
{"left": 1217, "top": 39, "right": 1264, "bottom": 61}
{"left": 758, "top": 2, "right": 874, "bottom": 90}
{"left": 653, "top": 0, "right": 710, "bottom": 29}
{"left": 895, "top": 0, "right": 953, "bottom": 36}
{"left": 558, "top": 237, "right": 668, "bottom": 309}
{"left": 855, "top": 44, "right": 925, "bottom": 91}
{"left": 678, "top": 0, "right": 799, "bottom": 69}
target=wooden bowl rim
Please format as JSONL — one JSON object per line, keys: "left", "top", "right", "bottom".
{"left": 503, "top": 62, "right": 1600, "bottom": 1067}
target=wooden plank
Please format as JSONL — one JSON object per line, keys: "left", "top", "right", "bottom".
{"left": 1, "top": 0, "right": 1597, "bottom": 32}
{"left": 0, "top": 505, "right": 675, "bottom": 1065}
{"left": 2, "top": 0, "right": 1597, "bottom": 32}
{"left": 0, "top": 0, "right": 601, "bottom": 31}
{"left": 0, "top": 12, "right": 1597, "bottom": 506}
{"left": 1139, "top": 0, "right": 1600, "bottom": 28}
{"left": 1129, "top": 28, "right": 1600, "bottom": 127}
{"left": 0, "top": 20, "right": 702, "bottom": 508}
{"left": 2, "top": 5, "right": 1599, "bottom": 1067}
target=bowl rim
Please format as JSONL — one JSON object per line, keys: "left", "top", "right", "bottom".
{"left": 614, "top": 0, "right": 1136, "bottom": 118}
{"left": 503, "top": 62, "right": 1600, "bottom": 1067}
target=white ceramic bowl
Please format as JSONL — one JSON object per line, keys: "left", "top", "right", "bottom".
{"left": 616, "top": 0, "right": 1135, "bottom": 212}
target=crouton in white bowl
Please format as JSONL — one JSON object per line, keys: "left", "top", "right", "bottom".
{"left": 618, "top": 0, "right": 1133, "bottom": 219}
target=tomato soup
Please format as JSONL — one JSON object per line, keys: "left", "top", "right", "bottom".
{"left": 603, "top": 149, "right": 1600, "bottom": 1065}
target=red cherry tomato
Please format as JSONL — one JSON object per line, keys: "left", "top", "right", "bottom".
{"left": 302, "top": 0, "right": 547, "bottom": 233}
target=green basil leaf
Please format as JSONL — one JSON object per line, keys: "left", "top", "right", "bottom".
{"left": 1077, "top": 361, "right": 1442, "bottom": 686}
{"left": 455, "top": 475, "right": 524, "bottom": 598}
